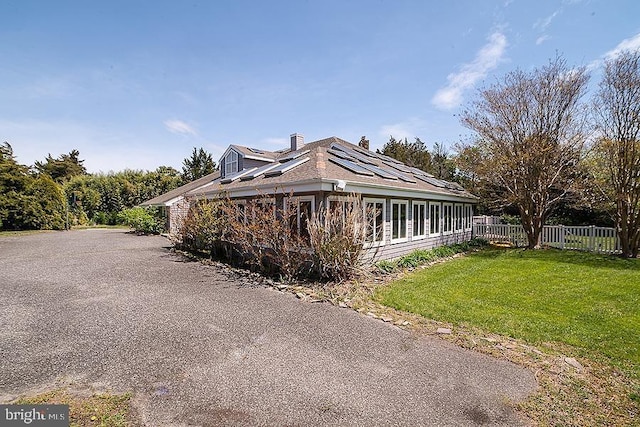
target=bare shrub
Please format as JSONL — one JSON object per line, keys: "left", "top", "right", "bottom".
{"left": 307, "top": 196, "right": 369, "bottom": 282}
{"left": 221, "top": 194, "right": 311, "bottom": 281}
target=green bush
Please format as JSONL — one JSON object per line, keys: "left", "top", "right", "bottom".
{"left": 376, "top": 239, "right": 488, "bottom": 274}
{"left": 117, "top": 207, "right": 163, "bottom": 234}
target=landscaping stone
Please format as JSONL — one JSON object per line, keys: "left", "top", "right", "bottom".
{"left": 338, "top": 301, "right": 348, "bottom": 308}
{"left": 436, "top": 327, "right": 452, "bottom": 335}
{"left": 564, "top": 357, "right": 583, "bottom": 370}
{"left": 366, "top": 312, "right": 378, "bottom": 319}
{"left": 295, "top": 292, "right": 306, "bottom": 300}
{"left": 381, "top": 317, "right": 393, "bottom": 323}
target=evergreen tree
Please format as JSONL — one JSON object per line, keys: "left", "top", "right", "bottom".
{"left": 182, "top": 147, "right": 217, "bottom": 182}
{"left": 34, "top": 149, "right": 87, "bottom": 183}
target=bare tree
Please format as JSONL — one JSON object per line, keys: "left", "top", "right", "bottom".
{"left": 592, "top": 50, "right": 640, "bottom": 257}
{"left": 460, "top": 56, "right": 590, "bottom": 248}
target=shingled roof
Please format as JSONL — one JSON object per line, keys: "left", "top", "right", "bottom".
{"left": 188, "top": 137, "right": 477, "bottom": 201}
{"left": 141, "top": 170, "right": 220, "bottom": 206}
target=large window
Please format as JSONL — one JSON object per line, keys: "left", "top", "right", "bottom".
{"left": 286, "top": 196, "right": 315, "bottom": 239}
{"left": 225, "top": 150, "right": 239, "bottom": 175}
{"left": 443, "top": 203, "right": 453, "bottom": 234}
{"left": 364, "top": 198, "right": 385, "bottom": 245}
{"left": 412, "top": 201, "right": 427, "bottom": 239}
{"left": 391, "top": 200, "right": 408, "bottom": 242}
{"left": 464, "top": 204, "right": 473, "bottom": 231}
{"left": 429, "top": 202, "right": 441, "bottom": 236}
{"left": 455, "top": 204, "right": 464, "bottom": 232}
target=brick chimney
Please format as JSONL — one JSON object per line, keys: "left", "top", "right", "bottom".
{"left": 290, "top": 133, "right": 304, "bottom": 151}
{"left": 359, "top": 136, "right": 370, "bottom": 150}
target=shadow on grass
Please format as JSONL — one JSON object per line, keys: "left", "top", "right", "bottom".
{"left": 471, "top": 246, "right": 639, "bottom": 271}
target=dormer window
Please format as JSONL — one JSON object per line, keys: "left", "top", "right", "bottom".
{"left": 225, "top": 151, "right": 239, "bottom": 174}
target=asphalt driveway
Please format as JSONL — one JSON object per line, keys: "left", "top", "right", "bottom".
{"left": 0, "top": 230, "right": 536, "bottom": 426}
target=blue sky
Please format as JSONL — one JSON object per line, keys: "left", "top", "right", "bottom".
{"left": 1, "top": 0, "right": 639, "bottom": 173}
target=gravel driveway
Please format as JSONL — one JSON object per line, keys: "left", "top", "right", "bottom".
{"left": 0, "top": 229, "right": 535, "bottom": 426}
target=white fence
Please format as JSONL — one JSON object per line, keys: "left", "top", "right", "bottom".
{"left": 473, "top": 223, "right": 621, "bottom": 254}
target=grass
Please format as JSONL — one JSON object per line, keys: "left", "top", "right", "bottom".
{"left": 376, "top": 247, "right": 640, "bottom": 425}
{"left": 13, "top": 389, "right": 135, "bottom": 426}
{"left": 0, "top": 229, "right": 50, "bottom": 237}
{"left": 377, "top": 247, "right": 640, "bottom": 377}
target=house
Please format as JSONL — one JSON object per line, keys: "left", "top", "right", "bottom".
{"left": 143, "top": 134, "right": 478, "bottom": 260}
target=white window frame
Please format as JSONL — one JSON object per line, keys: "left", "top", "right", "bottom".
{"left": 412, "top": 201, "right": 427, "bottom": 240}
{"left": 442, "top": 202, "right": 453, "bottom": 235}
{"left": 464, "top": 205, "right": 473, "bottom": 231}
{"left": 363, "top": 197, "right": 386, "bottom": 247}
{"left": 285, "top": 195, "right": 315, "bottom": 236}
{"left": 454, "top": 204, "right": 464, "bottom": 232}
{"left": 429, "top": 202, "right": 441, "bottom": 237}
{"left": 225, "top": 150, "right": 239, "bottom": 175}
{"left": 233, "top": 199, "right": 247, "bottom": 224}
{"left": 391, "top": 200, "right": 409, "bottom": 243}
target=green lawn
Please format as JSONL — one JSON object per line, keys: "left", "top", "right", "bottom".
{"left": 377, "top": 248, "right": 640, "bottom": 378}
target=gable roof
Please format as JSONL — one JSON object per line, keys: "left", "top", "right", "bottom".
{"left": 140, "top": 170, "right": 220, "bottom": 206}
{"left": 188, "top": 137, "right": 477, "bottom": 202}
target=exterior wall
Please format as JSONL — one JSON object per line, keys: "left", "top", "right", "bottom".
{"left": 365, "top": 230, "right": 472, "bottom": 261}
{"left": 168, "top": 197, "right": 191, "bottom": 236}
{"left": 363, "top": 197, "right": 474, "bottom": 261}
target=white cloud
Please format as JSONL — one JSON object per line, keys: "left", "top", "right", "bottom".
{"left": 164, "top": 119, "right": 197, "bottom": 136}
{"left": 432, "top": 31, "right": 508, "bottom": 110}
{"left": 534, "top": 10, "right": 560, "bottom": 31}
{"left": 536, "top": 35, "right": 551, "bottom": 45}
{"left": 588, "top": 32, "right": 640, "bottom": 70}
{"left": 378, "top": 118, "right": 427, "bottom": 141}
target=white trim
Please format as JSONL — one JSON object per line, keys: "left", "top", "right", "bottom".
{"left": 243, "top": 154, "right": 276, "bottom": 162}
{"left": 284, "top": 195, "right": 315, "bottom": 236}
{"left": 429, "top": 202, "right": 441, "bottom": 237}
{"left": 442, "top": 202, "right": 453, "bottom": 235}
{"left": 194, "top": 178, "right": 476, "bottom": 204}
{"left": 454, "top": 203, "right": 464, "bottom": 232}
{"left": 363, "top": 197, "right": 386, "bottom": 247}
{"left": 412, "top": 200, "right": 427, "bottom": 240}
{"left": 390, "top": 199, "right": 409, "bottom": 243}
{"left": 224, "top": 150, "right": 239, "bottom": 175}
{"left": 464, "top": 204, "right": 474, "bottom": 231}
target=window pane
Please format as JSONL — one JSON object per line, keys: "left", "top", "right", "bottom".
{"left": 375, "top": 202, "right": 383, "bottom": 241}
{"left": 413, "top": 205, "right": 419, "bottom": 236}
{"left": 400, "top": 204, "right": 407, "bottom": 238}
{"left": 392, "top": 203, "right": 399, "bottom": 239}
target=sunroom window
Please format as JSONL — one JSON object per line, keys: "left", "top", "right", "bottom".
{"left": 391, "top": 200, "right": 408, "bottom": 242}
{"left": 413, "top": 201, "right": 427, "bottom": 239}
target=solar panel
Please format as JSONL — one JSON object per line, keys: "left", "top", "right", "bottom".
{"left": 409, "top": 166, "right": 434, "bottom": 177}
{"left": 375, "top": 153, "right": 403, "bottom": 164}
{"left": 379, "top": 167, "right": 417, "bottom": 183}
{"left": 328, "top": 157, "right": 375, "bottom": 176}
{"left": 248, "top": 147, "right": 265, "bottom": 154}
{"left": 327, "top": 148, "right": 355, "bottom": 161}
{"left": 382, "top": 161, "right": 413, "bottom": 173}
{"left": 264, "top": 157, "right": 310, "bottom": 177}
{"left": 239, "top": 163, "right": 281, "bottom": 181}
{"left": 359, "top": 163, "right": 398, "bottom": 180}
{"left": 278, "top": 149, "right": 310, "bottom": 163}
{"left": 330, "top": 144, "right": 378, "bottom": 165}
{"left": 221, "top": 167, "right": 258, "bottom": 184}
{"left": 414, "top": 174, "right": 448, "bottom": 188}
{"left": 352, "top": 146, "right": 379, "bottom": 158}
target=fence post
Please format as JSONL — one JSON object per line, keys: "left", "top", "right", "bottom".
{"left": 560, "top": 225, "right": 565, "bottom": 249}
{"left": 589, "top": 225, "right": 595, "bottom": 252}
